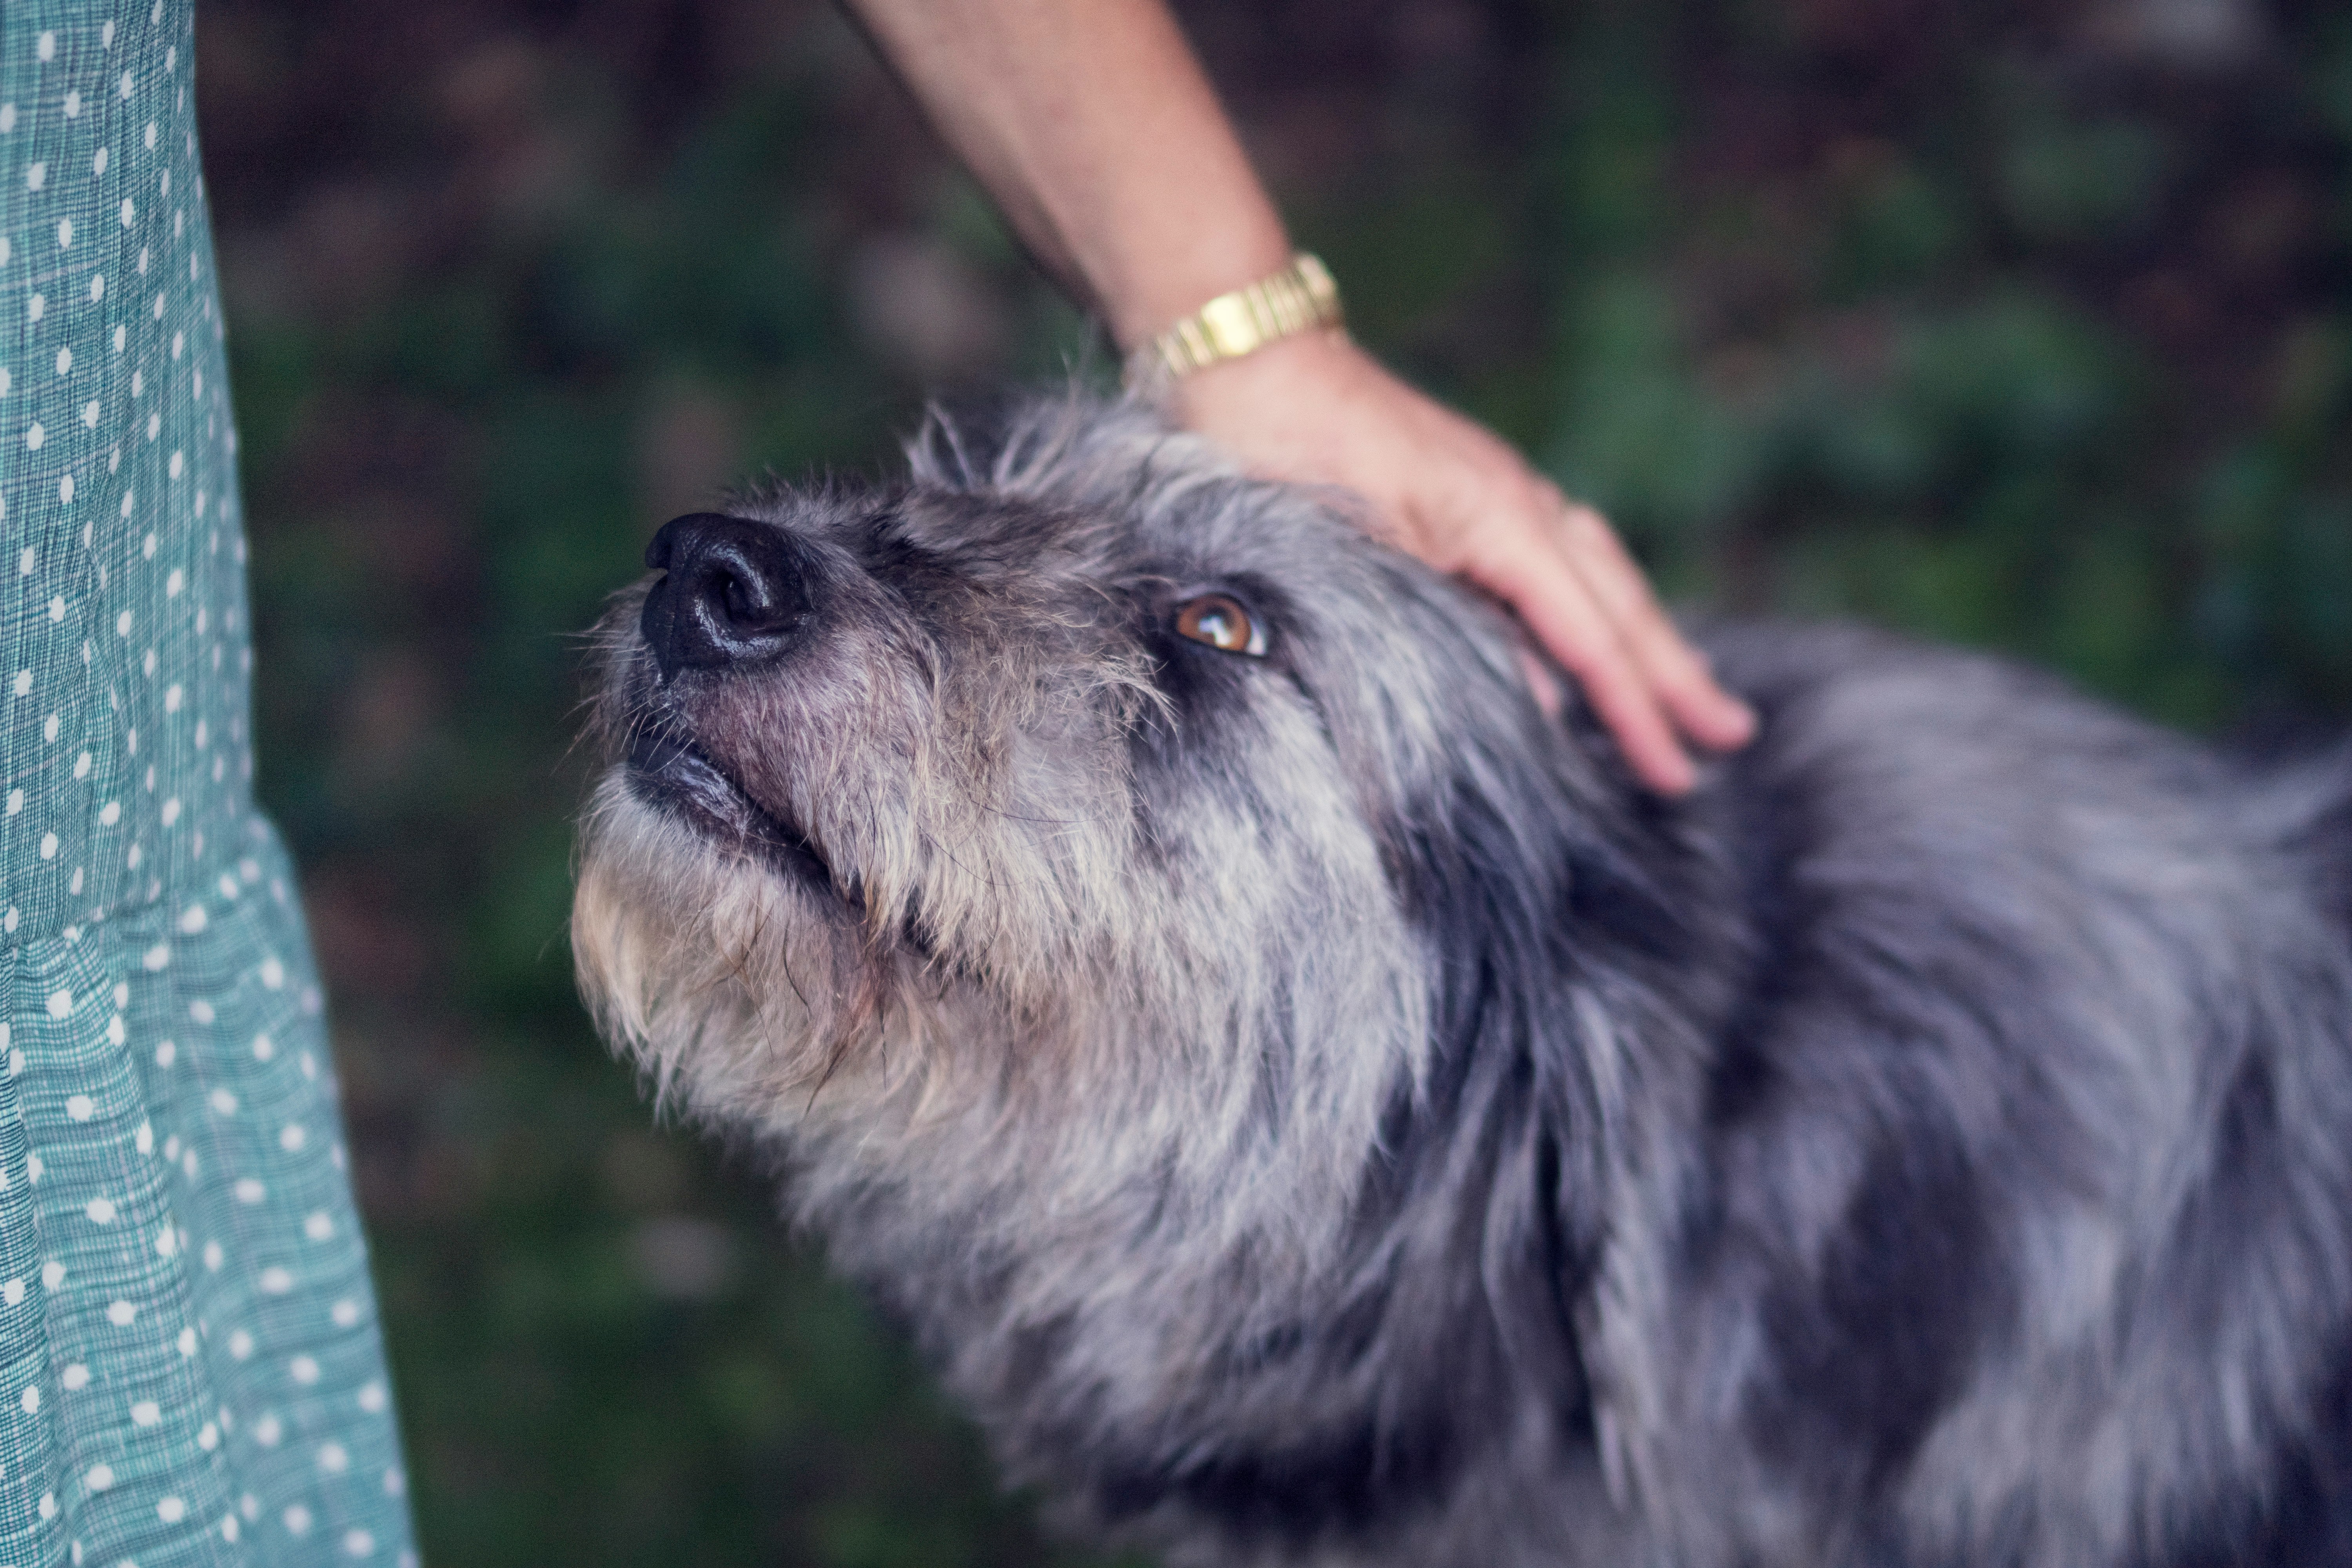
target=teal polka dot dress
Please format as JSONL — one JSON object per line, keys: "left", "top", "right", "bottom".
{"left": 0, "top": 3, "right": 418, "bottom": 1564}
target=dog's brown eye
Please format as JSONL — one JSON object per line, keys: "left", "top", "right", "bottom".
{"left": 1174, "top": 594, "right": 1267, "bottom": 657}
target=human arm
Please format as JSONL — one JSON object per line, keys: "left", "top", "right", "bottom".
{"left": 840, "top": 0, "right": 1755, "bottom": 791}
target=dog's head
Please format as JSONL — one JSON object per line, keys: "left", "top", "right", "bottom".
{"left": 573, "top": 396, "right": 1628, "bottom": 1249}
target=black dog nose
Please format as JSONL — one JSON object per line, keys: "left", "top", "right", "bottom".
{"left": 639, "top": 513, "right": 813, "bottom": 679}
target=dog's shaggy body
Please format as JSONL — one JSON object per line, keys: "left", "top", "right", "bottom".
{"left": 573, "top": 395, "right": 2352, "bottom": 1567}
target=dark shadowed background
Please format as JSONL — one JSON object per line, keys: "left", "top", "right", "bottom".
{"left": 189, "top": 0, "right": 2352, "bottom": 1561}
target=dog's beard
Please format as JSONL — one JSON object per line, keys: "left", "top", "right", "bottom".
{"left": 573, "top": 653, "right": 1433, "bottom": 1310}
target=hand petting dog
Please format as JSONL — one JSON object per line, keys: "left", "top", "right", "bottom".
{"left": 845, "top": 0, "right": 1752, "bottom": 793}
{"left": 1171, "top": 332, "right": 1757, "bottom": 792}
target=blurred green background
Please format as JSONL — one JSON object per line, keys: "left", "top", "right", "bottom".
{"left": 189, "top": 0, "right": 2352, "bottom": 1561}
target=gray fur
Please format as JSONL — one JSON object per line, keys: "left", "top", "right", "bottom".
{"left": 573, "top": 392, "right": 2352, "bottom": 1566}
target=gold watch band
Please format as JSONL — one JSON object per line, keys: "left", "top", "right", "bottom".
{"left": 1122, "top": 254, "right": 1344, "bottom": 396}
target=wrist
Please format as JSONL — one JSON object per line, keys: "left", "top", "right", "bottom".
{"left": 1170, "top": 322, "right": 1353, "bottom": 405}
{"left": 1095, "top": 227, "right": 1295, "bottom": 352}
{"left": 1121, "top": 252, "right": 1347, "bottom": 397}
{"left": 1165, "top": 329, "right": 1375, "bottom": 467}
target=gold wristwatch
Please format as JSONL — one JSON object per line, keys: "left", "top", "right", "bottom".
{"left": 1122, "top": 253, "right": 1345, "bottom": 396}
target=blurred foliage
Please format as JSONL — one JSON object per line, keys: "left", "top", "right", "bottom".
{"left": 191, "top": 0, "right": 2351, "bottom": 1561}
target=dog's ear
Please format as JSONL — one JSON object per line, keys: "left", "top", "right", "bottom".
{"left": 1303, "top": 560, "right": 1603, "bottom": 961}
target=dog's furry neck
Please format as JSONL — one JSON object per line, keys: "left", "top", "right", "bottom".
{"left": 821, "top": 659, "right": 1755, "bottom": 1557}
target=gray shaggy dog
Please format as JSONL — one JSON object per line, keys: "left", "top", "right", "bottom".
{"left": 572, "top": 392, "right": 2352, "bottom": 1568}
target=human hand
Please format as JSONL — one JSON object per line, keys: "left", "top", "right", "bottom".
{"left": 1168, "top": 331, "right": 1756, "bottom": 794}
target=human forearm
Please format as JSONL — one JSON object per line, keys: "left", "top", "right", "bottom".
{"left": 841, "top": 0, "right": 1289, "bottom": 347}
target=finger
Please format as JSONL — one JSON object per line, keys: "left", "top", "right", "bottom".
{"left": 1515, "top": 644, "right": 1564, "bottom": 719}
{"left": 1551, "top": 499, "right": 1757, "bottom": 751}
{"left": 1469, "top": 528, "right": 1697, "bottom": 794}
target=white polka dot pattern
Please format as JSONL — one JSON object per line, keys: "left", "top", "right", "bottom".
{"left": 0, "top": 5, "right": 416, "bottom": 1564}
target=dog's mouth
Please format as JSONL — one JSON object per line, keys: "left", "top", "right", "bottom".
{"left": 626, "top": 719, "right": 844, "bottom": 899}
